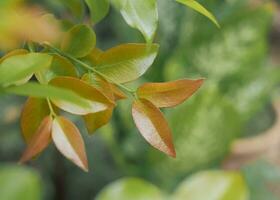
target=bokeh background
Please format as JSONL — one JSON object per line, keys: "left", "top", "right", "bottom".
{"left": 1, "top": 0, "right": 280, "bottom": 199}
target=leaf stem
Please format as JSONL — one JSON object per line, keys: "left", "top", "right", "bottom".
{"left": 47, "top": 98, "right": 56, "bottom": 117}
{"left": 43, "top": 43, "right": 136, "bottom": 96}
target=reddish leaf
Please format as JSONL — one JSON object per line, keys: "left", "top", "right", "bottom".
{"left": 52, "top": 116, "right": 88, "bottom": 171}
{"left": 132, "top": 99, "right": 176, "bottom": 157}
{"left": 19, "top": 116, "right": 52, "bottom": 163}
{"left": 137, "top": 79, "right": 204, "bottom": 108}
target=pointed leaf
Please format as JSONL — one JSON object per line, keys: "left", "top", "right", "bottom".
{"left": 0, "top": 53, "right": 52, "bottom": 86}
{"left": 95, "top": 43, "right": 159, "bottom": 83}
{"left": 5, "top": 82, "right": 91, "bottom": 109}
{"left": 119, "top": 0, "right": 158, "bottom": 43}
{"left": 52, "top": 116, "right": 88, "bottom": 171}
{"left": 85, "top": 0, "right": 110, "bottom": 24}
{"left": 132, "top": 99, "right": 176, "bottom": 157}
{"left": 20, "top": 116, "right": 52, "bottom": 163}
{"left": 50, "top": 77, "right": 114, "bottom": 115}
{"left": 36, "top": 54, "right": 77, "bottom": 83}
{"left": 21, "top": 98, "right": 50, "bottom": 143}
{"left": 176, "top": 0, "right": 220, "bottom": 28}
{"left": 137, "top": 79, "right": 204, "bottom": 108}
{"left": 61, "top": 24, "right": 96, "bottom": 58}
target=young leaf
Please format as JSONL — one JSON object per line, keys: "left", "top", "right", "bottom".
{"left": 52, "top": 116, "right": 88, "bottom": 171}
{"left": 61, "top": 24, "right": 96, "bottom": 58}
{"left": 84, "top": 106, "right": 114, "bottom": 134}
{"left": 176, "top": 0, "right": 220, "bottom": 28}
{"left": 21, "top": 98, "right": 50, "bottom": 143}
{"left": 36, "top": 54, "right": 77, "bottom": 83}
{"left": 50, "top": 76, "right": 114, "bottom": 115}
{"left": 118, "top": 0, "right": 158, "bottom": 43}
{"left": 95, "top": 43, "right": 159, "bottom": 83}
{"left": 0, "top": 53, "right": 52, "bottom": 86}
{"left": 20, "top": 116, "right": 52, "bottom": 163}
{"left": 132, "top": 99, "right": 176, "bottom": 157}
{"left": 85, "top": 0, "right": 110, "bottom": 24}
{"left": 5, "top": 82, "right": 91, "bottom": 109}
{"left": 137, "top": 79, "right": 204, "bottom": 108}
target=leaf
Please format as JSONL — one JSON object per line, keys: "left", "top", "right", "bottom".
{"left": 95, "top": 43, "right": 159, "bottom": 83}
{"left": 36, "top": 54, "right": 77, "bottom": 83}
{"left": 0, "top": 49, "right": 28, "bottom": 63}
{"left": 81, "top": 48, "right": 103, "bottom": 66}
{"left": 5, "top": 82, "right": 91, "bottom": 109}
{"left": 50, "top": 76, "right": 114, "bottom": 115}
{"left": 132, "top": 99, "right": 176, "bottom": 157}
{"left": 0, "top": 53, "right": 52, "bottom": 86}
{"left": 111, "top": 84, "right": 127, "bottom": 100}
{"left": 96, "top": 177, "right": 164, "bottom": 200}
{"left": 21, "top": 98, "right": 50, "bottom": 143}
{"left": 85, "top": 0, "right": 110, "bottom": 24}
{"left": 20, "top": 116, "right": 52, "bottom": 163}
{"left": 172, "top": 170, "right": 249, "bottom": 200}
{"left": 176, "top": 0, "right": 220, "bottom": 28}
{"left": 84, "top": 107, "right": 114, "bottom": 134}
{"left": 137, "top": 79, "right": 204, "bottom": 108}
{"left": 52, "top": 116, "right": 88, "bottom": 171}
{"left": 61, "top": 24, "right": 96, "bottom": 58}
{"left": 118, "top": 0, "right": 158, "bottom": 43}
{"left": 60, "top": 0, "right": 85, "bottom": 19}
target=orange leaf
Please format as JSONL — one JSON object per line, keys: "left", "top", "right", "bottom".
{"left": 21, "top": 98, "right": 50, "bottom": 143}
{"left": 19, "top": 116, "right": 52, "bottom": 163}
{"left": 132, "top": 99, "right": 176, "bottom": 157}
{"left": 84, "top": 106, "right": 114, "bottom": 134}
{"left": 111, "top": 84, "right": 127, "bottom": 100}
{"left": 137, "top": 79, "right": 204, "bottom": 108}
{"left": 52, "top": 116, "right": 88, "bottom": 172}
{"left": 50, "top": 76, "right": 114, "bottom": 115}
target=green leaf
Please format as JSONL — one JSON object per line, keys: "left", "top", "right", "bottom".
{"left": 96, "top": 177, "right": 163, "bottom": 200}
{"left": 60, "top": 0, "right": 85, "bottom": 19}
{"left": 176, "top": 0, "right": 220, "bottom": 28}
{"left": 61, "top": 24, "right": 96, "bottom": 58}
{"left": 85, "top": 0, "right": 110, "bottom": 24}
{"left": 0, "top": 165, "right": 42, "bottom": 200}
{"left": 95, "top": 43, "right": 159, "bottom": 83}
{"left": 172, "top": 170, "right": 249, "bottom": 200}
{"left": 118, "top": 0, "right": 158, "bottom": 43}
{"left": 0, "top": 53, "right": 52, "bottom": 86}
{"left": 4, "top": 82, "right": 91, "bottom": 109}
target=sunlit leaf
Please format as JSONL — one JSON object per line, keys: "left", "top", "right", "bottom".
{"left": 0, "top": 53, "right": 52, "bottom": 86}
{"left": 137, "top": 79, "right": 204, "bottom": 108}
{"left": 36, "top": 54, "right": 77, "bottom": 83}
{"left": 172, "top": 170, "right": 249, "bottom": 200}
{"left": 50, "top": 77, "right": 114, "bottom": 115}
{"left": 0, "top": 49, "right": 28, "bottom": 63}
{"left": 118, "top": 0, "right": 158, "bottom": 43}
{"left": 20, "top": 116, "right": 52, "bottom": 163}
{"left": 61, "top": 24, "right": 96, "bottom": 58}
{"left": 85, "top": 0, "right": 110, "bottom": 24}
{"left": 176, "top": 0, "right": 220, "bottom": 27}
{"left": 52, "top": 116, "right": 88, "bottom": 171}
{"left": 96, "top": 177, "right": 164, "bottom": 200}
{"left": 95, "top": 43, "right": 159, "bottom": 83}
{"left": 21, "top": 98, "right": 50, "bottom": 143}
{"left": 132, "top": 99, "right": 176, "bottom": 157}
{"left": 5, "top": 82, "right": 91, "bottom": 109}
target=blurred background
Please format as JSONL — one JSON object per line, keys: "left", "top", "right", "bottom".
{"left": 1, "top": 0, "right": 280, "bottom": 199}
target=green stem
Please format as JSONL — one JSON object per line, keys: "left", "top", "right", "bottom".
{"left": 47, "top": 98, "right": 56, "bottom": 117}
{"left": 43, "top": 43, "right": 136, "bottom": 96}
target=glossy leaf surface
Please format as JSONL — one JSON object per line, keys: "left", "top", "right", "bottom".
{"left": 119, "top": 0, "right": 158, "bottom": 43}
{"left": 61, "top": 24, "right": 96, "bottom": 58}
{"left": 85, "top": 0, "right": 110, "bottom": 24}
{"left": 0, "top": 53, "right": 52, "bottom": 86}
{"left": 137, "top": 79, "right": 204, "bottom": 108}
{"left": 52, "top": 116, "right": 88, "bottom": 171}
{"left": 95, "top": 43, "right": 159, "bottom": 83}
{"left": 132, "top": 99, "right": 176, "bottom": 157}
{"left": 21, "top": 98, "right": 50, "bottom": 143}
{"left": 176, "top": 0, "right": 220, "bottom": 27}
{"left": 20, "top": 116, "right": 52, "bottom": 163}
{"left": 50, "top": 77, "right": 114, "bottom": 115}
